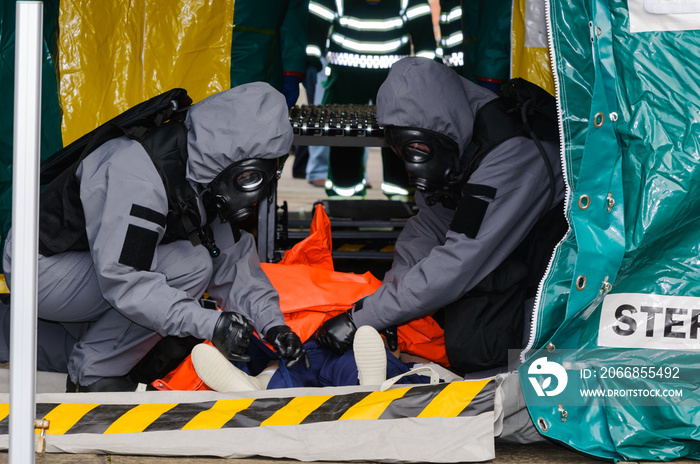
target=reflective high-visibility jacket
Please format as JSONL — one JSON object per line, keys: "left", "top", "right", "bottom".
{"left": 438, "top": 0, "right": 466, "bottom": 70}
{"left": 307, "top": 0, "right": 437, "bottom": 71}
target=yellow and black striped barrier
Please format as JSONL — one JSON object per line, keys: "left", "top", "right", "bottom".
{"left": 0, "top": 380, "right": 493, "bottom": 436}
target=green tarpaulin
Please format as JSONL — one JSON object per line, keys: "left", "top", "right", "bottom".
{"left": 520, "top": 0, "right": 700, "bottom": 460}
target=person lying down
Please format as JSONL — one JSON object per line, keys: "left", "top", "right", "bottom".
{"left": 191, "top": 326, "right": 461, "bottom": 392}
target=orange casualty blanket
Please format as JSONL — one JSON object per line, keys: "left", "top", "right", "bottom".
{"left": 153, "top": 204, "right": 447, "bottom": 391}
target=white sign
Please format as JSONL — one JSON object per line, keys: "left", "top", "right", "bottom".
{"left": 598, "top": 293, "right": 700, "bottom": 350}
{"left": 630, "top": 0, "right": 700, "bottom": 32}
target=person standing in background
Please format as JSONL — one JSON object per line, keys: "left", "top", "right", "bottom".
{"left": 302, "top": 57, "right": 332, "bottom": 188}
{"left": 438, "top": 0, "right": 511, "bottom": 92}
{"left": 306, "top": 0, "right": 439, "bottom": 200}
{"left": 230, "top": 0, "right": 311, "bottom": 108}
{"left": 230, "top": 0, "right": 315, "bottom": 195}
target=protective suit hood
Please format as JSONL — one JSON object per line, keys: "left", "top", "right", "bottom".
{"left": 185, "top": 82, "right": 293, "bottom": 186}
{"left": 377, "top": 57, "right": 496, "bottom": 159}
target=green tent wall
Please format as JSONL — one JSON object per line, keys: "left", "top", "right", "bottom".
{"left": 520, "top": 0, "right": 700, "bottom": 460}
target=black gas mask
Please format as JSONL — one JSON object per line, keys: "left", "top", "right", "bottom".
{"left": 385, "top": 126, "right": 463, "bottom": 208}
{"left": 207, "top": 156, "right": 285, "bottom": 224}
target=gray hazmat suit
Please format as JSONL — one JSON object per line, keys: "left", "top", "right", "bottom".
{"left": 351, "top": 57, "right": 566, "bottom": 335}
{"left": 2, "top": 82, "right": 292, "bottom": 386}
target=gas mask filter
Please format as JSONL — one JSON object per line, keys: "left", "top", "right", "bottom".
{"left": 385, "top": 126, "right": 462, "bottom": 207}
{"left": 207, "top": 156, "right": 285, "bottom": 224}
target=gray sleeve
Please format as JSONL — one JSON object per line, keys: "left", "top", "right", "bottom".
{"left": 353, "top": 137, "right": 563, "bottom": 330}
{"left": 382, "top": 193, "right": 452, "bottom": 284}
{"left": 205, "top": 220, "right": 286, "bottom": 337}
{"left": 78, "top": 138, "right": 219, "bottom": 341}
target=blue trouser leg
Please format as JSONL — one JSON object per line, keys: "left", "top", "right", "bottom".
{"left": 265, "top": 339, "right": 431, "bottom": 388}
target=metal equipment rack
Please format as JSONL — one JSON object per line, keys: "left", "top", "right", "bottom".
{"left": 257, "top": 104, "right": 417, "bottom": 270}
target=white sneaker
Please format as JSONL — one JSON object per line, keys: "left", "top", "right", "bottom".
{"left": 353, "top": 326, "right": 387, "bottom": 386}
{"left": 191, "top": 343, "right": 263, "bottom": 392}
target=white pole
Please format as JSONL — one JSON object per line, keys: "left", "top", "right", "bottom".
{"left": 10, "top": 2, "right": 43, "bottom": 463}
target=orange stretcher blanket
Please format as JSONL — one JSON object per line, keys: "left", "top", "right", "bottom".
{"left": 154, "top": 204, "right": 447, "bottom": 390}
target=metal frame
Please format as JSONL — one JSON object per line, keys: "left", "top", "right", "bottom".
{"left": 257, "top": 134, "right": 387, "bottom": 263}
{"left": 257, "top": 134, "right": 400, "bottom": 262}
{"left": 292, "top": 134, "right": 387, "bottom": 148}
{"left": 10, "top": 2, "right": 43, "bottom": 462}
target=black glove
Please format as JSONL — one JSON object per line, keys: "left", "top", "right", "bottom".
{"left": 282, "top": 74, "right": 302, "bottom": 108}
{"left": 211, "top": 312, "right": 252, "bottom": 362}
{"left": 265, "top": 325, "right": 311, "bottom": 369}
{"left": 380, "top": 325, "right": 399, "bottom": 352}
{"left": 316, "top": 309, "right": 357, "bottom": 354}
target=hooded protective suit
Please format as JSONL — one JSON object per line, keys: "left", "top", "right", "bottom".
{"left": 344, "top": 58, "right": 566, "bottom": 373}
{"left": 2, "top": 83, "right": 295, "bottom": 387}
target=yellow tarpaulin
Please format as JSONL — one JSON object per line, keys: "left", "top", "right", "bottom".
{"left": 511, "top": 0, "right": 554, "bottom": 95}
{"left": 58, "top": 0, "right": 235, "bottom": 144}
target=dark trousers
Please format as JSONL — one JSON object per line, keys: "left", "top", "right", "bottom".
{"left": 267, "top": 339, "right": 430, "bottom": 388}
{"left": 322, "top": 66, "right": 409, "bottom": 189}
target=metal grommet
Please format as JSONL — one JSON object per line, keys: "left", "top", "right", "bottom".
{"left": 546, "top": 342, "right": 556, "bottom": 352}
{"left": 578, "top": 194, "right": 590, "bottom": 210}
{"left": 576, "top": 275, "right": 587, "bottom": 290}
{"left": 609, "top": 112, "right": 618, "bottom": 122}
{"left": 537, "top": 417, "right": 549, "bottom": 433}
{"left": 593, "top": 112, "right": 605, "bottom": 128}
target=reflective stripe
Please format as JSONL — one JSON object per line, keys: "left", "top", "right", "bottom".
{"left": 442, "top": 31, "right": 464, "bottom": 47}
{"left": 415, "top": 50, "right": 437, "bottom": 59}
{"left": 381, "top": 183, "right": 410, "bottom": 196}
{"left": 307, "top": 45, "right": 322, "bottom": 58}
{"left": 331, "top": 32, "right": 409, "bottom": 53}
{"left": 326, "top": 179, "right": 367, "bottom": 197}
{"left": 309, "top": 1, "right": 336, "bottom": 21}
{"left": 326, "top": 51, "right": 408, "bottom": 69}
{"left": 336, "top": 0, "right": 344, "bottom": 17}
{"left": 338, "top": 16, "right": 404, "bottom": 31}
{"left": 443, "top": 52, "right": 464, "bottom": 67}
{"left": 405, "top": 4, "right": 431, "bottom": 19}
{"left": 440, "top": 6, "right": 462, "bottom": 23}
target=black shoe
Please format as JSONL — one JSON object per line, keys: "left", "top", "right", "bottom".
{"left": 66, "top": 375, "right": 139, "bottom": 392}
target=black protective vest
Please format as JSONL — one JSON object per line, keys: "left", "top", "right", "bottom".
{"left": 38, "top": 121, "right": 208, "bottom": 257}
